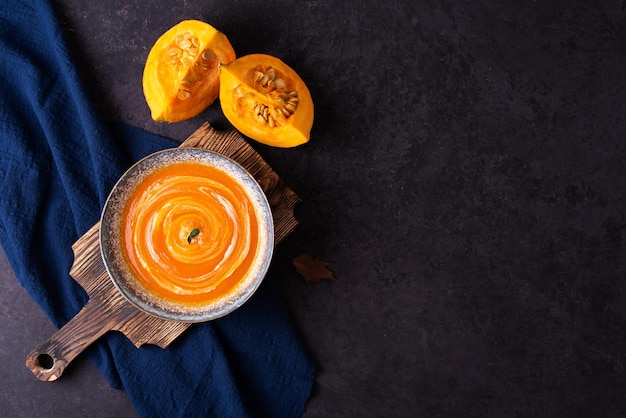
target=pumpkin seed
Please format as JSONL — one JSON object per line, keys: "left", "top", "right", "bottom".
{"left": 275, "top": 78, "right": 286, "bottom": 90}
{"left": 177, "top": 89, "right": 191, "bottom": 100}
{"left": 276, "top": 107, "right": 290, "bottom": 117}
{"left": 201, "top": 49, "right": 215, "bottom": 61}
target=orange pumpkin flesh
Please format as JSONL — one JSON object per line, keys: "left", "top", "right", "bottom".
{"left": 219, "top": 54, "right": 314, "bottom": 148}
{"left": 142, "top": 20, "right": 236, "bottom": 123}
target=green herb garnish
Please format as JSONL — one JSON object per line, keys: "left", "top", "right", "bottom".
{"left": 187, "top": 228, "right": 200, "bottom": 244}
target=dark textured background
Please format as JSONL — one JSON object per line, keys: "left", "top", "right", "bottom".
{"left": 2, "top": 0, "right": 626, "bottom": 417}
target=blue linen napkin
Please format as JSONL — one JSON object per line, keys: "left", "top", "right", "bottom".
{"left": 0, "top": 0, "right": 315, "bottom": 416}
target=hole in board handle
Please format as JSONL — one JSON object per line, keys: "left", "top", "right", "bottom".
{"left": 35, "top": 353, "right": 54, "bottom": 370}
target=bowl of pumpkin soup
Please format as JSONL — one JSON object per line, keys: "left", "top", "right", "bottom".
{"left": 100, "top": 148, "right": 274, "bottom": 322}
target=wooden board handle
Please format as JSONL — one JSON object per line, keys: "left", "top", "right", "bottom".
{"left": 25, "top": 297, "right": 125, "bottom": 381}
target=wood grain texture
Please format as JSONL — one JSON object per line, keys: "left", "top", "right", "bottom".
{"left": 26, "top": 123, "right": 300, "bottom": 381}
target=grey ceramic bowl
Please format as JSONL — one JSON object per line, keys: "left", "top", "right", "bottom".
{"left": 100, "top": 148, "right": 274, "bottom": 323}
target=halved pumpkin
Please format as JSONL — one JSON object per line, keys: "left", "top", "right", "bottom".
{"left": 219, "top": 54, "right": 314, "bottom": 147}
{"left": 142, "top": 20, "right": 236, "bottom": 123}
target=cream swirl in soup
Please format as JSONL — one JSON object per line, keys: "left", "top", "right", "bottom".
{"left": 121, "top": 161, "right": 259, "bottom": 306}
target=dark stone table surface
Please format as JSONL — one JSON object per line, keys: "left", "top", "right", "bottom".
{"left": 2, "top": 1, "right": 625, "bottom": 417}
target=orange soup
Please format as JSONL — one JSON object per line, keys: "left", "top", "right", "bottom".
{"left": 120, "top": 161, "right": 260, "bottom": 307}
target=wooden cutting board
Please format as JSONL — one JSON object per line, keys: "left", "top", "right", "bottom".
{"left": 25, "top": 123, "right": 300, "bottom": 381}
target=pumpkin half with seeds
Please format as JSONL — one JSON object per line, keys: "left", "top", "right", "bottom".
{"left": 219, "top": 54, "right": 314, "bottom": 148}
{"left": 142, "top": 20, "right": 236, "bottom": 123}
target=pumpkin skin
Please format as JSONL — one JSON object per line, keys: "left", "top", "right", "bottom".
{"left": 219, "top": 54, "right": 314, "bottom": 148}
{"left": 142, "top": 20, "right": 236, "bottom": 123}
